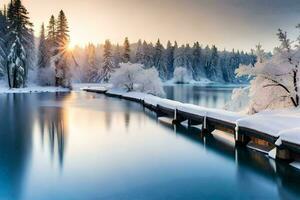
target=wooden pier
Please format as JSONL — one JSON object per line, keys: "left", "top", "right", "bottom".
{"left": 83, "top": 88, "right": 300, "bottom": 162}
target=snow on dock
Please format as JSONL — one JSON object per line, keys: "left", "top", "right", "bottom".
{"left": 82, "top": 87, "right": 300, "bottom": 161}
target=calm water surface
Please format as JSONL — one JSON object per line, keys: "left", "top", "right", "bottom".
{"left": 164, "top": 84, "right": 235, "bottom": 108}
{"left": 0, "top": 86, "right": 300, "bottom": 200}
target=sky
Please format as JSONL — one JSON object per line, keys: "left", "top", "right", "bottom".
{"left": 2, "top": 0, "right": 300, "bottom": 51}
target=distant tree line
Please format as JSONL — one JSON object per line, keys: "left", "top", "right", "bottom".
{"left": 71, "top": 39, "right": 256, "bottom": 83}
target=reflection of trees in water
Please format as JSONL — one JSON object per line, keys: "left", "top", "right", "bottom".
{"left": 164, "top": 85, "right": 232, "bottom": 108}
{"left": 0, "top": 94, "right": 34, "bottom": 200}
{"left": 39, "top": 106, "right": 67, "bottom": 168}
{"left": 38, "top": 93, "right": 69, "bottom": 168}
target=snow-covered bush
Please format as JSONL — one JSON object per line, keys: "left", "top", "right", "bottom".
{"left": 173, "top": 67, "right": 191, "bottom": 84}
{"left": 110, "top": 63, "right": 165, "bottom": 97}
{"left": 224, "top": 87, "right": 250, "bottom": 112}
{"left": 236, "top": 29, "right": 300, "bottom": 114}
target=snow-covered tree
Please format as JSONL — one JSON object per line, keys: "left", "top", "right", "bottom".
{"left": 141, "top": 41, "right": 154, "bottom": 68}
{"left": 101, "top": 39, "right": 114, "bottom": 82}
{"left": 224, "top": 87, "right": 250, "bottom": 112}
{"left": 113, "top": 43, "right": 122, "bottom": 68}
{"left": 37, "top": 23, "right": 54, "bottom": 86}
{"left": 192, "top": 42, "right": 205, "bottom": 80}
{"left": 85, "top": 43, "right": 101, "bottom": 82}
{"left": 123, "top": 37, "right": 130, "bottom": 63}
{"left": 236, "top": 29, "right": 300, "bottom": 113}
{"left": 47, "top": 15, "right": 57, "bottom": 53}
{"left": 0, "top": 9, "right": 8, "bottom": 77}
{"left": 165, "top": 41, "right": 175, "bottom": 79}
{"left": 206, "top": 45, "right": 222, "bottom": 81}
{"left": 54, "top": 10, "right": 71, "bottom": 87}
{"left": 153, "top": 39, "right": 166, "bottom": 79}
{"left": 6, "top": 0, "right": 34, "bottom": 88}
{"left": 135, "top": 39, "right": 143, "bottom": 63}
{"left": 173, "top": 67, "right": 191, "bottom": 84}
{"left": 110, "top": 63, "right": 165, "bottom": 97}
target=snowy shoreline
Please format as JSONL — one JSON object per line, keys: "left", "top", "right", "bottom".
{"left": 0, "top": 86, "right": 70, "bottom": 94}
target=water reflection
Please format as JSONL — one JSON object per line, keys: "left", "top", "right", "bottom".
{"left": 38, "top": 106, "right": 67, "bottom": 167}
{"left": 164, "top": 85, "right": 235, "bottom": 108}
{"left": 0, "top": 92, "right": 300, "bottom": 199}
{"left": 146, "top": 110, "right": 300, "bottom": 199}
{"left": 0, "top": 94, "right": 34, "bottom": 200}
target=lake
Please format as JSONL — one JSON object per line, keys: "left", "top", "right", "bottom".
{"left": 0, "top": 85, "right": 300, "bottom": 200}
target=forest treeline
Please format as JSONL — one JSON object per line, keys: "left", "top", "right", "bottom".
{"left": 0, "top": 0, "right": 256, "bottom": 89}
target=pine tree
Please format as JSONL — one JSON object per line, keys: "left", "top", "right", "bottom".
{"left": 37, "top": 24, "right": 49, "bottom": 69}
{"left": 113, "top": 43, "right": 122, "bottom": 67}
{"left": 141, "top": 41, "right": 154, "bottom": 68}
{"left": 192, "top": 42, "right": 204, "bottom": 80}
{"left": 0, "top": 8, "right": 8, "bottom": 77}
{"left": 47, "top": 15, "right": 57, "bottom": 53}
{"left": 207, "top": 45, "right": 221, "bottom": 81}
{"left": 184, "top": 44, "right": 193, "bottom": 77}
{"left": 86, "top": 43, "right": 101, "bottom": 82}
{"left": 174, "top": 44, "right": 185, "bottom": 68}
{"left": 101, "top": 39, "right": 114, "bottom": 82}
{"left": 37, "top": 23, "right": 53, "bottom": 85}
{"left": 123, "top": 37, "right": 130, "bottom": 63}
{"left": 153, "top": 39, "right": 166, "bottom": 79}
{"left": 135, "top": 39, "right": 143, "bottom": 63}
{"left": 6, "top": 0, "right": 34, "bottom": 88}
{"left": 54, "top": 10, "right": 71, "bottom": 87}
{"left": 165, "top": 41, "right": 175, "bottom": 79}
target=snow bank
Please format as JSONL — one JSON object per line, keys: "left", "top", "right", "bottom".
{"left": 0, "top": 86, "right": 69, "bottom": 94}
{"left": 237, "top": 110, "right": 300, "bottom": 137}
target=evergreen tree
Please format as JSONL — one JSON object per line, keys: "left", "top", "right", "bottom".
{"left": 135, "top": 39, "right": 143, "bottom": 63}
{"left": 174, "top": 44, "right": 185, "bottom": 68}
{"left": 165, "top": 41, "right": 175, "bottom": 79}
{"left": 123, "top": 37, "right": 130, "bottom": 63}
{"left": 54, "top": 10, "right": 71, "bottom": 87}
{"left": 207, "top": 45, "right": 222, "bottom": 81}
{"left": 101, "top": 39, "right": 114, "bottom": 82}
{"left": 85, "top": 43, "right": 99, "bottom": 82}
{"left": 192, "top": 42, "right": 204, "bottom": 80}
{"left": 37, "top": 24, "right": 49, "bottom": 69}
{"left": 46, "top": 15, "right": 57, "bottom": 53}
{"left": 0, "top": 8, "right": 8, "bottom": 77}
{"left": 6, "top": 0, "right": 34, "bottom": 88}
{"left": 184, "top": 44, "right": 193, "bottom": 77}
{"left": 113, "top": 43, "right": 122, "bottom": 67}
{"left": 37, "top": 23, "right": 53, "bottom": 85}
{"left": 153, "top": 39, "right": 166, "bottom": 79}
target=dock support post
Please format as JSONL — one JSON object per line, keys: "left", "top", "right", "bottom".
{"left": 276, "top": 147, "right": 292, "bottom": 160}
{"left": 235, "top": 132, "right": 250, "bottom": 146}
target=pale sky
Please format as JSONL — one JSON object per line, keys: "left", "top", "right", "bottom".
{"left": 2, "top": 0, "right": 300, "bottom": 51}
